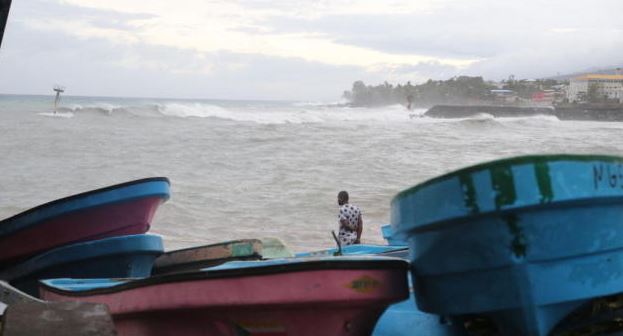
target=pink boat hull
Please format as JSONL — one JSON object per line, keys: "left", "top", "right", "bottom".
{"left": 41, "top": 264, "right": 409, "bottom": 335}
{"left": 0, "top": 196, "right": 163, "bottom": 266}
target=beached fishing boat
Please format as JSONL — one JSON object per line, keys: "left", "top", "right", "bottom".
{"left": 40, "top": 256, "right": 409, "bottom": 336}
{"left": 381, "top": 224, "right": 408, "bottom": 246}
{"left": 392, "top": 154, "right": 623, "bottom": 335}
{"left": 296, "top": 239, "right": 462, "bottom": 335}
{"left": 0, "top": 234, "right": 163, "bottom": 296}
{"left": 153, "top": 237, "right": 293, "bottom": 275}
{"left": 0, "top": 177, "right": 170, "bottom": 268}
{"left": 152, "top": 239, "right": 262, "bottom": 275}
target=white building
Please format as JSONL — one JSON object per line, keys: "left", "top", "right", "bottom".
{"left": 567, "top": 74, "right": 623, "bottom": 103}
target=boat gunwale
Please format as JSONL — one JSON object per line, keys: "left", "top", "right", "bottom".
{"left": 157, "top": 239, "right": 263, "bottom": 256}
{"left": 295, "top": 244, "right": 408, "bottom": 258}
{"left": 152, "top": 255, "right": 264, "bottom": 275}
{"left": 396, "top": 193, "right": 623, "bottom": 235}
{"left": 0, "top": 234, "right": 164, "bottom": 281}
{"left": 40, "top": 258, "right": 409, "bottom": 297}
{"left": 391, "top": 154, "right": 623, "bottom": 205}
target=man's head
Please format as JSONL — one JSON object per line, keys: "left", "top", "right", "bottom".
{"left": 337, "top": 191, "right": 349, "bottom": 206}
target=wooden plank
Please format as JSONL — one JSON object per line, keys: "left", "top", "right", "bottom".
{"left": 153, "top": 239, "right": 262, "bottom": 275}
{"left": 1, "top": 301, "right": 116, "bottom": 336}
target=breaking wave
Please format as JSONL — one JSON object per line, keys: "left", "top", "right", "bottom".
{"left": 46, "top": 99, "right": 561, "bottom": 126}
{"left": 49, "top": 101, "right": 425, "bottom": 124}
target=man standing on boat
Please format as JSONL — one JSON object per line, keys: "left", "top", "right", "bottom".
{"left": 337, "top": 191, "right": 363, "bottom": 246}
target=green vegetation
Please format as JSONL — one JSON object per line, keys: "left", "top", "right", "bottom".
{"left": 342, "top": 76, "right": 565, "bottom": 108}
{"left": 343, "top": 76, "right": 496, "bottom": 107}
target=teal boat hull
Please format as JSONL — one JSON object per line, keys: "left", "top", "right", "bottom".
{"left": 0, "top": 234, "right": 163, "bottom": 297}
{"left": 392, "top": 155, "right": 623, "bottom": 335}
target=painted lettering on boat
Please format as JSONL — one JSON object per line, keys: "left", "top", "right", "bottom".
{"left": 593, "top": 163, "right": 623, "bottom": 190}
{"left": 346, "top": 275, "right": 380, "bottom": 293}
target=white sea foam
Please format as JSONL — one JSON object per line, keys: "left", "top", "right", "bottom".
{"left": 38, "top": 112, "right": 74, "bottom": 118}
{"left": 159, "top": 103, "right": 228, "bottom": 118}
{"left": 497, "top": 114, "right": 561, "bottom": 123}
{"left": 292, "top": 99, "right": 348, "bottom": 107}
{"left": 418, "top": 112, "right": 562, "bottom": 125}
{"left": 153, "top": 102, "right": 418, "bottom": 124}
{"left": 37, "top": 99, "right": 566, "bottom": 127}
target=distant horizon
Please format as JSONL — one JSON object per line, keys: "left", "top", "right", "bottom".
{"left": 2, "top": 64, "right": 620, "bottom": 102}
{"left": 0, "top": 92, "right": 302, "bottom": 103}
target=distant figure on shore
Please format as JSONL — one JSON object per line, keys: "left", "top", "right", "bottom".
{"left": 406, "top": 94, "right": 414, "bottom": 110}
{"left": 337, "top": 191, "right": 363, "bottom": 246}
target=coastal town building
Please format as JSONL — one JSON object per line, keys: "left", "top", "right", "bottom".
{"left": 567, "top": 72, "right": 623, "bottom": 103}
{"left": 531, "top": 90, "right": 557, "bottom": 105}
{"left": 490, "top": 89, "right": 517, "bottom": 104}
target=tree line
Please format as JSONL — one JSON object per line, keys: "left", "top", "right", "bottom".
{"left": 342, "top": 76, "right": 563, "bottom": 108}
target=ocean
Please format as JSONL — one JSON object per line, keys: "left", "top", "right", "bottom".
{"left": 2, "top": 93, "right": 623, "bottom": 252}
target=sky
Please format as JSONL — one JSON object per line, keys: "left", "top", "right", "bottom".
{"left": 0, "top": 0, "right": 622, "bottom": 101}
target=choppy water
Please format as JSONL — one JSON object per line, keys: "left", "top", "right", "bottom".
{"left": 2, "top": 94, "right": 623, "bottom": 252}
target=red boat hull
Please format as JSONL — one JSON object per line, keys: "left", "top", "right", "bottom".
{"left": 0, "top": 196, "right": 163, "bottom": 267}
{"left": 41, "top": 262, "right": 409, "bottom": 336}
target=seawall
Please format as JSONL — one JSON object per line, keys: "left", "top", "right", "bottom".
{"left": 424, "top": 105, "right": 623, "bottom": 122}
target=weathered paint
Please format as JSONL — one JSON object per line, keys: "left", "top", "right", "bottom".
{"left": 534, "top": 162, "right": 553, "bottom": 204}
{"left": 231, "top": 242, "right": 255, "bottom": 257}
{"left": 392, "top": 154, "right": 623, "bottom": 335}
{"left": 504, "top": 214, "right": 527, "bottom": 258}
{"left": 392, "top": 154, "right": 623, "bottom": 204}
{"left": 459, "top": 174, "right": 480, "bottom": 214}
{"left": 490, "top": 166, "right": 517, "bottom": 209}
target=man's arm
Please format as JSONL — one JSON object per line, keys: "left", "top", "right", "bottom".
{"left": 355, "top": 214, "right": 363, "bottom": 243}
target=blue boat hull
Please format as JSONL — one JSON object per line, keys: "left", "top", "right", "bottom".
{"left": 381, "top": 224, "right": 408, "bottom": 246}
{"left": 392, "top": 155, "right": 623, "bottom": 335}
{"left": 373, "top": 285, "right": 465, "bottom": 336}
{"left": 0, "top": 234, "right": 163, "bottom": 297}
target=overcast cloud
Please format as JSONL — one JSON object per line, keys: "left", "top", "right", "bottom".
{"left": 0, "top": 0, "right": 621, "bottom": 100}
